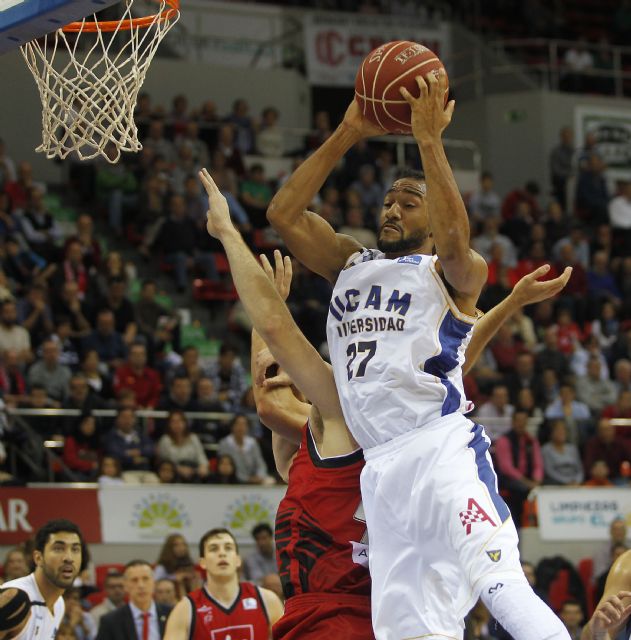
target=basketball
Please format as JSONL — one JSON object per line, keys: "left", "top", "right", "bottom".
{"left": 354, "top": 40, "right": 448, "bottom": 134}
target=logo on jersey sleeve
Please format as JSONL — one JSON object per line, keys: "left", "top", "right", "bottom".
{"left": 242, "top": 598, "right": 258, "bottom": 610}
{"left": 397, "top": 255, "right": 422, "bottom": 265}
{"left": 459, "top": 498, "right": 496, "bottom": 535}
{"left": 486, "top": 549, "right": 502, "bottom": 562}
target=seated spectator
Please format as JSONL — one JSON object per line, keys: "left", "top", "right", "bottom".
{"left": 256, "top": 107, "right": 283, "bottom": 157}
{"left": 53, "top": 239, "right": 93, "bottom": 303}
{"left": 575, "top": 356, "right": 617, "bottom": 416}
{"left": 469, "top": 171, "right": 501, "bottom": 226}
{"left": 337, "top": 206, "right": 377, "bottom": 248}
{"left": 575, "top": 154, "right": 609, "bottom": 226}
{"left": 472, "top": 217, "right": 517, "bottom": 268}
{"left": 553, "top": 224, "right": 590, "bottom": 270}
{"left": 505, "top": 352, "right": 540, "bottom": 405}
{"left": 19, "top": 384, "right": 60, "bottom": 436}
{"left": 558, "top": 599, "right": 583, "bottom": 640}
{"left": 217, "top": 414, "right": 268, "bottom": 484}
{"left": 583, "top": 418, "right": 630, "bottom": 483}
{"left": 494, "top": 411, "right": 543, "bottom": 525}
{"left": 154, "top": 533, "right": 194, "bottom": 582}
{"left": 613, "top": 359, "right": 631, "bottom": 394}
{"left": 591, "top": 301, "right": 620, "bottom": 353}
{"left": 544, "top": 383, "right": 591, "bottom": 445}
{"left": 501, "top": 180, "right": 541, "bottom": 222}
{"left": 2, "top": 547, "right": 28, "bottom": 582}
{"left": 16, "top": 283, "right": 54, "bottom": 350}
{"left": 554, "top": 244, "right": 588, "bottom": 311}
{"left": 51, "top": 319, "right": 81, "bottom": 369}
{"left": 194, "top": 377, "right": 225, "bottom": 441}
{"left": 80, "top": 350, "right": 113, "bottom": 400}
{"left": 103, "top": 408, "right": 154, "bottom": 471}
{"left": 475, "top": 384, "right": 514, "bottom": 440}
{"left": 587, "top": 250, "right": 621, "bottom": 305}
{"left": 0, "top": 300, "right": 32, "bottom": 365}
{"left": 63, "top": 587, "right": 96, "bottom": 640}
{"left": 134, "top": 279, "right": 179, "bottom": 356}
{"left": 176, "top": 121, "right": 208, "bottom": 166}
{"left": 89, "top": 571, "right": 125, "bottom": 627}
{"left": 0, "top": 349, "right": 27, "bottom": 405}
{"left": 208, "top": 343, "right": 248, "bottom": 411}
{"left": 97, "top": 455, "right": 124, "bottom": 487}
{"left": 19, "top": 185, "right": 62, "bottom": 263}
{"left": 156, "top": 411, "right": 209, "bottom": 482}
{"left": 244, "top": 523, "right": 277, "bottom": 585}
{"left": 156, "top": 194, "right": 218, "bottom": 292}
{"left": 583, "top": 460, "right": 613, "bottom": 487}
{"left": 62, "top": 415, "right": 100, "bottom": 480}
{"left": 350, "top": 164, "right": 383, "bottom": 221}
{"left": 82, "top": 309, "right": 127, "bottom": 373}
{"left": 113, "top": 343, "right": 161, "bottom": 408}
{"left": 554, "top": 308, "right": 583, "bottom": 356}
{"left": 592, "top": 518, "right": 628, "bottom": 583}
{"left": 143, "top": 119, "right": 176, "bottom": 164}
{"left": 157, "top": 375, "right": 196, "bottom": 420}
{"left": 549, "top": 127, "right": 574, "bottom": 208}
{"left": 154, "top": 578, "right": 178, "bottom": 608}
{"left": 535, "top": 327, "right": 569, "bottom": 378}
{"left": 64, "top": 213, "right": 101, "bottom": 271}
{"left": 206, "top": 454, "right": 237, "bottom": 485}
{"left": 514, "top": 388, "right": 543, "bottom": 423}
{"left": 52, "top": 282, "right": 92, "bottom": 340}
{"left": 171, "top": 346, "right": 207, "bottom": 386}
{"left": 490, "top": 324, "right": 523, "bottom": 375}
{"left": 156, "top": 459, "right": 178, "bottom": 484}
{"left": 541, "top": 420, "right": 583, "bottom": 485}
{"left": 27, "top": 338, "right": 72, "bottom": 402}
{"left": 224, "top": 98, "right": 256, "bottom": 154}
{"left": 601, "top": 390, "right": 631, "bottom": 444}
{"left": 240, "top": 164, "right": 273, "bottom": 228}
{"left": 608, "top": 180, "right": 631, "bottom": 255}
{"left": 216, "top": 123, "right": 245, "bottom": 176}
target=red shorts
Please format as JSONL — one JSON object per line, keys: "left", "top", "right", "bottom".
{"left": 273, "top": 593, "right": 374, "bottom": 640}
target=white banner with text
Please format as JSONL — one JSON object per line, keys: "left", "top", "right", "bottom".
{"left": 537, "top": 487, "right": 631, "bottom": 541}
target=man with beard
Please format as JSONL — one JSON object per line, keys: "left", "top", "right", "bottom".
{"left": 3, "top": 519, "right": 85, "bottom": 639}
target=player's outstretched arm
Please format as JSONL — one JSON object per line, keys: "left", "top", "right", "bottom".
{"left": 400, "top": 70, "right": 487, "bottom": 300}
{"left": 200, "top": 169, "right": 343, "bottom": 421}
{"left": 266, "top": 102, "right": 383, "bottom": 282}
{"left": 462, "top": 265, "right": 572, "bottom": 375}
{"left": 163, "top": 598, "right": 191, "bottom": 640}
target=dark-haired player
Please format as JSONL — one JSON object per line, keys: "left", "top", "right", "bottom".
{"left": 3, "top": 519, "right": 85, "bottom": 639}
{"left": 164, "top": 528, "right": 283, "bottom": 640}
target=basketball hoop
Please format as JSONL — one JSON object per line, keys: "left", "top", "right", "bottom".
{"left": 20, "top": 0, "right": 180, "bottom": 163}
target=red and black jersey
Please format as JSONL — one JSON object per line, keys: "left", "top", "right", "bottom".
{"left": 275, "top": 423, "right": 370, "bottom": 599}
{"left": 188, "top": 582, "right": 269, "bottom": 640}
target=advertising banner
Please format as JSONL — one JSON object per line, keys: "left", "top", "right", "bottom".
{"left": 537, "top": 487, "right": 631, "bottom": 541}
{"left": 98, "top": 485, "right": 287, "bottom": 545}
{"left": 0, "top": 487, "right": 101, "bottom": 544}
{"left": 304, "top": 13, "right": 450, "bottom": 87}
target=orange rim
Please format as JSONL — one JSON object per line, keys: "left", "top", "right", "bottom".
{"left": 62, "top": 0, "right": 179, "bottom": 33}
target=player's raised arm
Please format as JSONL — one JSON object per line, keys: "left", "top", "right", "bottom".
{"left": 200, "top": 169, "right": 342, "bottom": 421}
{"left": 463, "top": 265, "right": 572, "bottom": 375}
{"left": 266, "top": 102, "right": 384, "bottom": 282}
{"left": 400, "top": 70, "right": 487, "bottom": 300}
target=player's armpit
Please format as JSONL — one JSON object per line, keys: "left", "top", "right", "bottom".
{"left": 163, "top": 598, "right": 191, "bottom": 640}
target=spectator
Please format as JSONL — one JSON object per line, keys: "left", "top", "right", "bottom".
{"left": 208, "top": 343, "right": 248, "bottom": 411}
{"left": 156, "top": 459, "right": 178, "bottom": 483}
{"left": 134, "top": 279, "right": 178, "bottom": 354}
{"left": 27, "top": 338, "right": 72, "bottom": 402}
{"left": 216, "top": 123, "right": 246, "bottom": 176}
{"left": 154, "top": 533, "right": 194, "bottom": 582}
{"left": 196, "top": 100, "right": 220, "bottom": 150}
{"left": 576, "top": 154, "right": 609, "bottom": 226}
{"left": 154, "top": 579, "right": 178, "bottom": 609}
{"left": 536, "top": 327, "right": 570, "bottom": 378}
{"left": 563, "top": 41, "right": 595, "bottom": 92}
{"left": 157, "top": 376, "right": 196, "bottom": 416}
{"left": 224, "top": 98, "right": 255, "bottom": 154}
{"left": 80, "top": 350, "right": 113, "bottom": 400}
{"left": 156, "top": 411, "right": 209, "bottom": 482}
{"left": 553, "top": 224, "right": 590, "bottom": 271}
{"left": 490, "top": 324, "right": 522, "bottom": 375}
{"left": 176, "top": 121, "right": 208, "bottom": 167}
{"left": 475, "top": 384, "right": 514, "bottom": 440}
{"left": 113, "top": 343, "right": 161, "bottom": 408}
{"left": 0, "top": 349, "right": 27, "bottom": 405}
{"left": 350, "top": 164, "right": 383, "bottom": 221}
{"left": 505, "top": 352, "right": 540, "bottom": 405}
{"left": 501, "top": 180, "right": 541, "bottom": 221}
{"left": 337, "top": 206, "right": 377, "bottom": 248}
{"left": 63, "top": 587, "right": 97, "bottom": 640}
{"left": 601, "top": 389, "right": 631, "bottom": 437}
{"left": 89, "top": 572, "right": 125, "bottom": 627}
{"left": 1, "top": 548, "right": 28, "bottom": 582}
{"left": 82, "top": 309, "right": 127, "bottom": 373}
{"left": 494, "top": 410, "right": 544, "bottom": 525}
{"left": 171, "top": 346, "right": 207, "bottom": 386}
{"left": 558, "top": 599, "right": 583, "bottom": 640}
{"left": 240, "top": 164, "right": 273, "bottom": 228}
{"left": 217, "top": 414, "right": 268, "bottom": 484}
{"left": 97, "top": 456, "right": 124, "bottom": 487}
{"left": 244, "top": 523, "right": 277, "bottom": 585}
{"left": 469, "top": 171, "right": 502, "bottom": 225}
{"left": 590, "top": 301, "right": 620, "bottom": 353}
{"left": 608, "top": 180, "right": 631, "bottom": 252}
{"left": 544, "top": 383, "right": 591, "bottom": 445}
{"left": 51, "top": 319, "right": 81, "bottom": 369}
{"left": 207, "top": 454, "right": 238, "bottom": 484}
{"left": 143, "top": 119, "right": 176, "bottom": 164}
{"left": 19, "top": 185, "right": 62, "bottom": 263}
{"left": 575, "top": 357, "right": 617, "bottom": 416}
{"left": 0, "top": 300, "right": 32, "bottom": 364}
{"left": 53, "top": 282, "right": 92, "bottom": 340}
{"left": 256, "top": 107, "right": 283, "bottom": 157}
{"left": 583, "top": 418, "right": 630, "bottom": 482}
{"left": 587, "top": 250, "right": 621, "bottom": 305}
{"left": 103, "top": 408, "right": 154, "bottom": 472}
{"left": 62, "top": 415, "right": 100, "bottom": 479}
{"left": 0, "top": 138, "right": 16, "bottom": 186}
{"left": 541, "top": 420, "right": 584, "bottom": 485}
{"left": 64, "top": 213, "right": 101, "bottom": 270}
{"left": 549, "top": 127, "right": 574, "bottom": 208}
{"left": 613, "top": 359, "right": 631, "bottom": 394}
{"left": 592, "top": 518, "right": 628, "bottom": 582}
{"left": 583, "top": 460, "right": 613, "bottom": 487}
{"left": 156, "top": 194, "right": 218, "bottom": 292}
{"left": 17, "top": 283, "right": 54, "bottom": 350}
{"left": 97, "top": 276, "right": 137, "bottom": 347}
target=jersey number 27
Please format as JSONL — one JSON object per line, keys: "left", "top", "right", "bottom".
{"left": 346, "top": 340, "right": 377, "bottom": 380}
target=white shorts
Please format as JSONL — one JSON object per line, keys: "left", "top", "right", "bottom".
{"left": 361, "top": 412, "right": 524, "bottom": 640}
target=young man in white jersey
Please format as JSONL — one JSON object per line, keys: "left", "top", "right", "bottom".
{"left": 3, "top": 518, "right": 85, "bottom": 640}
{"left": 200, "top": 165, "right": 571, "bottom": 639}
{"left": 264, "top": 73, "right": 572, "bottom": 639}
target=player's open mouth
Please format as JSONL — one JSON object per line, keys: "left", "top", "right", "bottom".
{"left": 218, "top": 561, "right": 229, "bottom": 567}
{"left": 382, "top": 224, "right": 401, "bottom": 233}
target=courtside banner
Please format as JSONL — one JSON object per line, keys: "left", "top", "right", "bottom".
{"left": 537, "top": 487, "right": 631, "bottom": 541}
{"left": 99, "top": 485, "right": 287, "bottom": 545}
{"left": 0, "top": 487, "right": 101, "bottom": 544}
{"left": 304, "top": 13, "right": 451, "bottom": 87}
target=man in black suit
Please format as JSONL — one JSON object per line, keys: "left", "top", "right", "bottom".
{"left": 96, "top": 560, "right": 171, "bottom": 640}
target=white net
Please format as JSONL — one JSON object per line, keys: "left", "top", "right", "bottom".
{"left": 20, "top": 0, "right": 179, "bottom": 163}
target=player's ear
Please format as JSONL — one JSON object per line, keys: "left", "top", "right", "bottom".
{"left": 235, "top": 554, "right": 242, "bottom": 571}
{"left": 199, "top": 557, "right": 207, "bottom": 572}
{"left": 33, "top": 549, "right": 43, "bottom": 568}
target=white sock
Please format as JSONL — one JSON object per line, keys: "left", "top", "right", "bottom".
{"left": 480, "top": 577, "right": 571, "bottom": 640}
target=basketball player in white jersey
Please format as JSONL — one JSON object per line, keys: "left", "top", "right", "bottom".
{"left": 264, "top": 72, "right": 572, "bottom": 639}
{"left": 582, "top": 550, "right": 631, "bottom": 639}
{"left": 3, "top": 519, "right": 85, "bottom": 639}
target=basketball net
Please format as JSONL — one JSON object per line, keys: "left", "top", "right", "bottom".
{"left": 20, "top": 0, "right": 179, "bottom": 163}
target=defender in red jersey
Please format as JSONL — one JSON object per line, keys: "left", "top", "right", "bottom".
{"left": 199, "top": 169, "right": 571, "bottom": 640}
{"left": 164, "top": 528, "right": 283, "bottom": 640}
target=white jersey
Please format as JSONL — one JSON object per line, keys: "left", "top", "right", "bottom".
{"left": 326, "top": 249, "right": 478, "bottom": 450}
{"left": 3, "top": 574, "right": 65, "bottom": 639}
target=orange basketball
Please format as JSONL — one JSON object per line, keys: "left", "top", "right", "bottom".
{"left": 354, "top": 40, "right": 448, "bottom": 134}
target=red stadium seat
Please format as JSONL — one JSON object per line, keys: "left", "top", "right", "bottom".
{"left": 86, "top": 590, "right": 107, "bottom": 607}
{"left": 95, "top": 563, "right": 126, "bottom": 590}
{"left": 548, "top": 569, "right": 571, "bottom": 612}
{"left": 577, "top": 557, "right": 596, "bottom": 615}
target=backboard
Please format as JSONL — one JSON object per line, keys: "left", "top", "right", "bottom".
{"left": 0, "top": 0, "right": 121, "bottom": 53}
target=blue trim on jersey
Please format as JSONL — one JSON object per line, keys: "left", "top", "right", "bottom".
{"left": 469, "top": 423, "right": 510, "bottom": 523}
{"left": 424, "top": 310, "right": 469, "bottom": 415}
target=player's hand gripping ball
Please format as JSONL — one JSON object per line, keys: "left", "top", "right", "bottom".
{"left": 355, "top": 40, "right": 448, "bottom": 134}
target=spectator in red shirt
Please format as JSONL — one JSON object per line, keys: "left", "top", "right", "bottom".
{"left": 494, "top": 410, "right": 544, "bottom": 526}
{"left": 4, "top": 161, "right": 35, "bottom": 211}
{"left": 583, "top": 418, "right": 630, "bottom": 482}
{"left": 113, "top": 343, "right": 162, "bottom": 408}
{"left": 63, "top": 414, "right": 100, "bottom": 479}
{"left": 490, "top": 324, "right": 524, "bottom": 374}
{"left": 602, "top": 390, "right": 631, "bottom": 446}
{"left": 554, "top": 308, "right": 583, "bottom": 355}
{"left": 501, "top": 180, "right": 541, "bottom": 221}
{"left": 509, "top": 242, "right": 559, "bottom": 287}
